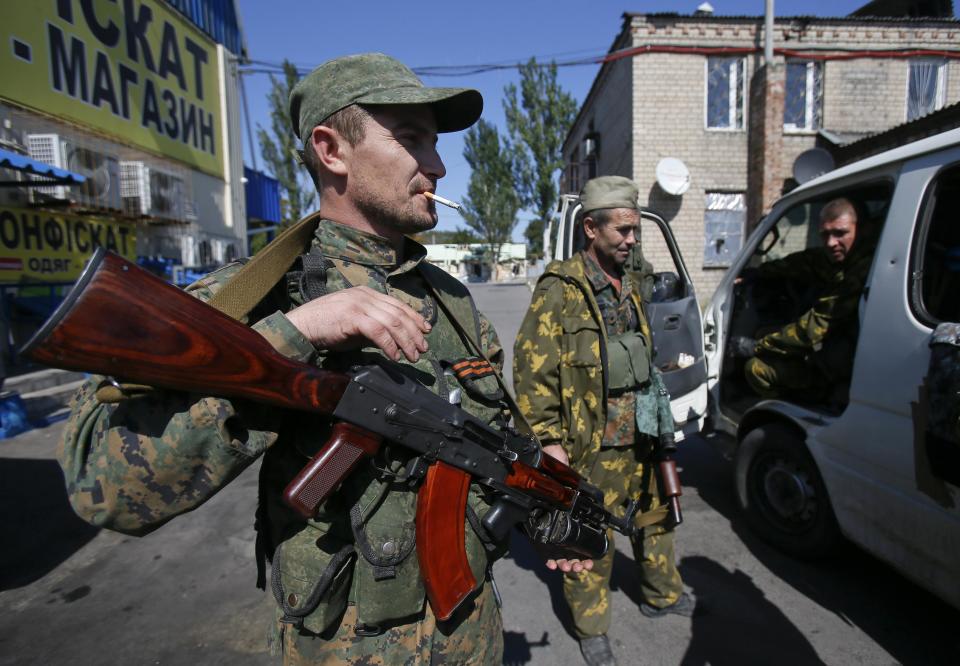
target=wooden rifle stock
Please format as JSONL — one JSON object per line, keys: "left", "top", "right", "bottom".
{"left": 657, "top": 432, "right": 683, "bottom": 528}
{"left": 659, "top": 459, "right": 683, "bottom": 527}
{"left": 21, "top": 248, "right": 349, "bottom": 413}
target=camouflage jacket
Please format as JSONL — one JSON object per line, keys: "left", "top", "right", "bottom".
{"left": 513, "top": 252, "right": 653, "bottom": 470}
{"left": 59, "top": 219, "right": 506, "bottom": 633}
{"left": 756, "top": 239, "right": 874, "bottom": 368}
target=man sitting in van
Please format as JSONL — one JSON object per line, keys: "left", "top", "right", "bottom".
{"left": 734, "top": 197, "right": 875, "bottom": 400}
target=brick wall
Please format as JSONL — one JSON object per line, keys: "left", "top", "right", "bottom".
{"left": 823, "top": 59, "right": 907, "bottom": 131}
{"left": 631, "top": 50, "right": 752, "bottom": 302}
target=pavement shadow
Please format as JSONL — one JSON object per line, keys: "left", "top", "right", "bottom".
{"left": 678, "top": 555, "right": 824, "bottom": 666}
{"left": 678, "top": 434, "right": 960, "bottom": 664}
{"left": 505, "top": 530, "right": 579, "bottom": 640}
{"left": 0, "top": 457, "right": 99, "bottom": 590}
{"left": 502, "top": 630, "right": 551, "bottom": 666}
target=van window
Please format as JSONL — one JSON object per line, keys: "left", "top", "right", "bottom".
{"left": 752, "top": 184, "right": 892, "bottom": 267}
{"left": 913, "top": 163, "right": 960, "bottom": 324}
{"left": 637, "top": 216, "right": 676, "bottom": 276}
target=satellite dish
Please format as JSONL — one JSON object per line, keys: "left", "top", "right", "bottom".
{"left": 793, "top": 148, "right": 835, "bottom": 184}
{"left": 655, "top": 157, "right": 691, "bottom": 196}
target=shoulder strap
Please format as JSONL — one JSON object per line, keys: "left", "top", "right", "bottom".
{"left": 418, "top": 263, "right": 482, "bottom": 347}
{"left": 418, "top": 264, "right": 534, "bottom": 436}
{"left": 207, "top": 211, "right": 324, "bottom": 321}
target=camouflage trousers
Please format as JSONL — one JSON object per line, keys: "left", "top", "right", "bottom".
{"left": 278, "top": 583, "right": 503, "bottom": 665}
{"left": 564, "top": 446, "right": 684, "bottom": 639}
{"left": 744, "top": 354, "right": 820, "bottom": 400}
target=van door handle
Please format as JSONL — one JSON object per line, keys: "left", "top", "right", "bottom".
{"left": 664, "top": 314, "right": 682, "bottom": 331}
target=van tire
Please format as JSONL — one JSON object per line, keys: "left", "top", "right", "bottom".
{"left": 735, "top": 423, "right": 840, "bottom": 559}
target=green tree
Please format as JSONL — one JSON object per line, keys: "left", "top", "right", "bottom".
{"left": 504, "top": 58, "right": 578, "bottom": 257}
{"left": 256, "top": 60, "right": 316, "bottom": 228}
{"left": 460, "top": 119, "right": 520, "bottom": 280}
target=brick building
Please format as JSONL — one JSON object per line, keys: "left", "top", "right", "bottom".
{"left": 561, "top": 3, "right": 960, "bottom": 299}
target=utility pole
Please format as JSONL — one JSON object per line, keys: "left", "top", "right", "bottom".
{"left": 765, "top": 0, "right": 775, "bottom": 64}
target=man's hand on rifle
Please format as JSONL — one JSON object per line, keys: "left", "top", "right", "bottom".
{"left": 539, "top": 443, "right": 595, "bottom": 573}
{"left": 286, "top": 286, "right": 432, "bottom": 362}
{"left": 542, "top": 443, "right": 569, "bottom": 465}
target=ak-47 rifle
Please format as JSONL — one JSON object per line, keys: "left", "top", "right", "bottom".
{"left": 649, "top": 368, "right": 683, "bottom": 527}
{"left": 22, "top": 249, "right": 647, "bottom": 621}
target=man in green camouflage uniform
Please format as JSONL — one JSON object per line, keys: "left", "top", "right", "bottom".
{"left": 58, "top": 53, "right": 527, "bottom": 665}
{"left": 513, "top": 177, "right": 693, "bottom": 666}
{"left": 740, "top": 198, "right": 874, "bottom": 399}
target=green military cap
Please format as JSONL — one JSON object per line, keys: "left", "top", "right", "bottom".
{"left": 579, "top": 176, "right": 640, "bottom": 215}
{"left": 289, "top": 52, "right": 483, "bottom": 144}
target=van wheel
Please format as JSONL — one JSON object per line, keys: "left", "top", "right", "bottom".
{"left": 735, "top": 423, "right": 840, "bottom": 559}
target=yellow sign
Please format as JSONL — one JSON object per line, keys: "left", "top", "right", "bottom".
{"left": 1, "top": 0, "right": 224, "bottom": 178}
{"left": 0, "top": 207, "right": 136, "bottom": 283}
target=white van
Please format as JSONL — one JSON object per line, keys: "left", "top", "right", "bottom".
{"left": 701, "top": 128, "right": 960, "bottom": 609}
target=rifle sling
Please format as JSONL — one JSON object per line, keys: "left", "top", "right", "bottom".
{"left": 207, "top": 211, "right": 325, "bottom": 321}
{"left": 634, "top": 504, "right": 669, "bottom": 529}
{"left": 423, "top": 277, "right": 534, "bottom": 438}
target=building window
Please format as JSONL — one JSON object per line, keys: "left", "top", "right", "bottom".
{"left": 784, "top": 61, "right": 823, "bottom": 132}
{"left": 564, "top": 146, "right": 582, "bottom": 194}
{"left": 907, "top": 59, "right": 947, "bottom": 121}
{"left": 706, "top": 57, "right": 745, "bottom": 130}
{"left": 198, "top": 240, "right": 213, "bottom": 266}
{"left": 703, "top": 192, "right": 745, "bottom": 267}
{"left": 582, "top": 133, "right": 599, "bottom": 180}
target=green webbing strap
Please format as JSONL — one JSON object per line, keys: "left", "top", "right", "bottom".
{"left": 634, "top": 505, "right": 670, "bottom": 529}
{"left": 421, "top": 272, "right": 534, "bottom": 438}
{"left": 207, "top": 211, "right": 324, "bottom": 321}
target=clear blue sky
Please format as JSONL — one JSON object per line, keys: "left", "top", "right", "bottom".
{"left": 236, "top": 1, "right": 933, "bottom": 239}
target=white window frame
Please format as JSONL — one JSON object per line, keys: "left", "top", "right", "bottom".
{"left": 705, "top": 57, "right": 746, "bottom": 132}
{"left": 906, "top": 59, "right": 948, "bottom": 122}
{"left": 783, "top": 61, "right": 823, "bottom": 133}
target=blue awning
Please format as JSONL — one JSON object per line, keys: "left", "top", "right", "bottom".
{"left": 0, "top": 148, "right": 87, "bottom": 186}
{"left": 244, "top": 166, "right": 281, "bottom": 223}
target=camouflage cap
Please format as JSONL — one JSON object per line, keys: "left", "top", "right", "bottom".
{"left": 289, "top": 52, "right": 483, "bottom": 144}
{"left": 579, "top": 176, "right": 640, "bottom": 215}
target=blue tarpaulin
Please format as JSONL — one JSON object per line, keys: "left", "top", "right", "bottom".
{"left": 0, "top": 148, "right": 86, "bottom": 185}
{"left": 244, "top": 166, "right": 281, "bottom": 223}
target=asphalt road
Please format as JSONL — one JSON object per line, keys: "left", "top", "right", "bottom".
{"left": 2, "top": 282, "right": 959, "bottom": 665}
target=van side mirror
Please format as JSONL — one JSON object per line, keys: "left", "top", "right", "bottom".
{"left": 651, "top": 272, "right": 682, "bottom": 303}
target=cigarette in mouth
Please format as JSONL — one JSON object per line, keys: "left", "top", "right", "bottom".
{"left": 424, "top": 191, "right": 461, "bottom": 211}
